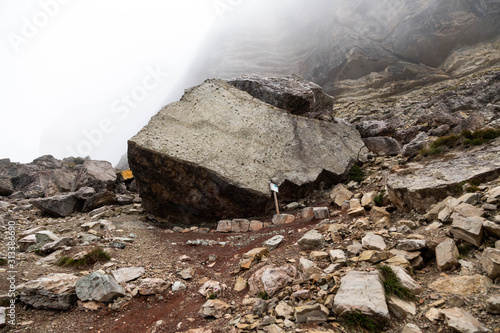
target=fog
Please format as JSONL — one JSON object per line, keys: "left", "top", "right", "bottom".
{"left": 1, "top": 0, "right": 497, "bottom": 166}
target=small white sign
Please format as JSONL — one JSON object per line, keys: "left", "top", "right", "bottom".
{"left": 270, "top": 183, "right": 279, "bottom": 193}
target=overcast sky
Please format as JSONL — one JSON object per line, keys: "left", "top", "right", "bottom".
{"left": 0, "top": 0, "right": 257, "bottom": 165}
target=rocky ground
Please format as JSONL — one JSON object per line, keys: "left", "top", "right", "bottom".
{"left": 1, "top": 146, "right": 500, "bottom": 332}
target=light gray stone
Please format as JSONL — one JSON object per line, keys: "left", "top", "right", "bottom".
{"left": 452, "top": 216, "right": 485, "bottom": 247}
{"left": 19, "top": 273, "right": 78, "bottom": 310}
{"left": 199, "top": 300, "right": 230, "bottom": 318}
{"left": 387, "top": 295, "right": 416, "bottom": 319}
{"left": 387, "top": 140, "right": 500, "bottom": 213}
{"left": 362, "top": 232, "right": 387, "bottom": 251}
{"left": 439, "top": 308, "right": 489, "bottom": 333}
{"left": 111, "top": 267, "right": 145, "bottom": 284}
{"left": 71, "top": 160, "right": 117, "bottom": 193}
{"left": 483, "top": 221, "right": 500, "bottom": 239}
{"left": 333, "top": 270, "right": 389, "bottom": 320}
{"left": 264, "top": 235, "right": 285, "bottom": 251}
{"left": 172, "top": 281, "right": 186, "bottom": 291}
{"left": 0, "top": 307, "right": 5, "bottom": 327}
{"left": 128, "top": 79, "right": 367, "bottom": 221}
{"left": 138, "top": 278, "right": 170, "bottom": 295}
{"left": 294, "top": 304, "right": 329, "bottom": 323}
{"left": 329, "top": 249, "right": 347, "bottom": 266}
{"left": 275, "top": 302, "right": 294, "bottom": 319}
{"left": 31, "top": 193, "right": 80, "bottom": 217}
{"left": 19, "top": 234, "right": 36, "bottom": 252}
{"left": 297, "top": 230, "right": 324, "bottom": 250}
{"left": 486, "top": 294, "right": 500, "bottom": 315}
{"left": 248, "top": 265, "right": 297, "bottom": 297}
{"left": 330, "top": 184, "right": 354, "bottom": 207}
{"left": 436, "top": 238, "right": 460, "bottom": 271}
{"left": 75, "top": 272, "right": 125, "bottom": 303}
{"left": 396, "top": 239, "right": 426, "bottom": 252}
{"left": 402, "top": 323, "right": 423, "bottom": 333}
{"left": 482, "top": 248, "right": 500, "bottom": 279}
{"left": 389, "top": 266, "right": 423, "bottom": 294}
{"left": 313, "top": 207, "right": 329, "bottom": 220}
{"left": 272, "top": 214, "right": 295, "bottom": 225}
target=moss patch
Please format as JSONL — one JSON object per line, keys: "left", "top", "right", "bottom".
{"left": 57, "top": 247, "right": 111, "bottom": 268}
{"left": 377, "top": 265, "right": 416, "bottom": 302}
{"left": 342, "top": 311, "right": 384, "bottom": 332}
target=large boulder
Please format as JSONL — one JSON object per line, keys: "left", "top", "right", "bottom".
{"left": 228, "top": 74, "right": 334, "bottom": 117}
{"left": 31, "top": 193, "right": 81, "bottom": 217}
{"left": 129, "top": 79, "right": 367, "bottom": 221}
{"left": 0, "top": 177, "right": 13, "bottom": 196}
{"left": 75, "top": 272, "right": 126, "bottom": 303}
{"left": 387, "top": 139, "right": 500, "bottom": 213}
{"left": 71, "top": 160, "right": 116, "bottom": 193}
{"left": 19, "top": 273, "right": 79, "bottom": 310}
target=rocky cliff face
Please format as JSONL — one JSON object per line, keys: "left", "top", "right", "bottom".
{"left": 196, "top": 0, "right": 500, "bottom": 100}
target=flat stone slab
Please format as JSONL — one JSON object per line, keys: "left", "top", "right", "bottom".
{"left": 387, "top": 139, "right": 500, "bottom": 213}
{"left": 129, "top": 79, "right": 367, "bottom": 221}
{"left": 333, "top": 270, "right": 389, "bottom": 320}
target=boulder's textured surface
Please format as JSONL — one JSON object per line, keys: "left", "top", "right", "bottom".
{"left": 387, "top": 139, "right": 500, "bottom": 213}
{"left": 129, "top": 79, "right": 367, "bottom": 220}
{"left": 75, "top": 272, "right": 126, "bottom": 303}
{"left": 228, "top": 74, "right": 334, "bottom": 117}
{"left": 248, "top": 265, "right": 298, "bottom": 297}
{"left": 31, "top": 193, "right": 81, "bottom": 217}
{"left": 19, "top": 273, "right": 79, "bottom": 310}
{"left": 333, "top": 270, "right": 389, "bottom": 320}
{"left": 71, "top": 160, "right": 117, "bottom": 193}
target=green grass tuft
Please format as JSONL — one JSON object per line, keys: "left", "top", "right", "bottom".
{"left": 373, "top": 190, "right": 385, "bottom": 207}
{"left": 342, "top": 311, "right": 384, "bottom": 332}
{"left": 257, "top": 291, "right": 269, "bottom": 300}
{"left": 57, "top": 247, "right": 111, "bottom": 268}
{"left": 377, "top": 265, "right": 416, "bottom": 302}
{"left": 347, "top": 165, "right": 365, "bottom": 184}
{"left": 458, "top": 243, "right": 473, "bottom": 258}
{"left": 0, "top": 258, "right": 6, "bottom": 266}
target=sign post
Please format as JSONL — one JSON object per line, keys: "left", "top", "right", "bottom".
{"left": 270, "top": 183, "right": 280, "bottom": 215}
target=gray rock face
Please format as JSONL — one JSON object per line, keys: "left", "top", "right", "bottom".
{"left": 294, "top": 304, "right": 329, "bottom": 323}
{"left": 19, "top": 273, "right": 79, "bottom": 310}
{"left": 31, "top": 193, "right": 81, "bottom": 217}
{"left": 387, "top": 139, "right": 500, "bottom": 213}
{"left": 333, "top": 270, "right": 389, "bottom": 320}
{"left": 451, "top": 217, "right": 485, "bottom": 247}
{"left": 129, "top": 79, "right": 367, "bottom": 221}
{"left": 363, "top": 137, "right": 403, "bottom": 156}
{"left": 297, "top": 230, "right": 325, "bottom": 250}
{"left": 482, "top": 248, "right": 500, "bottom": 279}
{"left": 228, "top": 74, "right": 334, "bottom": 117}
{"left": 75, "top": 272, "right": 126, "bottom": 303}
{"left": 436, "top": 238, "right": 460, "bottom": 271}
{"left": 111, "top": 267, "right": 145, "bottom": 284}
{"left": 71, "top": 160, "right": 116, "bottom": 193}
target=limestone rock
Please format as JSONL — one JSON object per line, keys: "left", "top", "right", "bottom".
{"left": 248, "top": 265, "right": 298, "bottom": 297}
{"left": 111, "top": 267, "right": 145, "bottom": 284}
{"left": 363, "top": 136, "right": 403, "bottom": 156}
{"left": 482, "top": 248, "right": 500, "bottom": 279}
{"left": 297, "top": 230, "right": 324, "bottom": 250}
{"left": 313, "top": 207, "right": 329, "bottom": 220}
{"left": 333, "top": 271, "right": 389, "bottom": 320}
{"left": 451, "top": 216, "right": 485, "bottom": 247}
{"left": 330, "top": 184, "right": 353, "bottom": 207}
{"left": 199, "top": 300, "right": 231, "bottom": 319}
{"left": 75, "top": 273, "right": 126, "bottom": 303}
{"left": 389, "top": 266, "right": 423, "bottom": 294}
{"left": 228, "top": 74, "right": 334, "bottom": 117}
{"left": 294, "top": 304, "right": 329, "bottom": 323}
{"left": 387, "top": 139, "right": 500, "bottom": 213}
{"left": 436, "top": 238, "right": 460, "bottom": 271}
{"left": 329, "top": 249, "right": 347, "bottom": 266}
{"left": 19, "top": 273, "right": 78, "bottom": 310}
{"left": 264, "top": 235, "right": 285, "bottom": 251}
{"left": 199, "top": 281, "right": 226, "bottom": 298}
{"left": 387, "top": 295, "right": 416, "bottom": 319}
{"left": 72, "top": 160, "right": 117, "bottom": 192}
{"left": 234, "top": 277, "right": 247, "bottom": 292}
{"left": 240, "top": 247, "right": 269, "bottom": 269}
{"left": 429, "top": 275, "right": 490, "bottom": 296}
{"left": 275, "top": 302, "right": 294, "bottom": 319}
{"left": 272, "top": 214, "right": 295, "bottom": 225}
{"left": 362, "top": 232, "right": 387, "bottom": 251}
{"left": 128, "top": 79, "right": 367, "bottom": 221}
{"left": 483, "top": 221, "right": 500, "bottom": 239}
{"left": 31, "top": 193, "right": 81, "bottom": 217}
{"left": 439, "top": 308, "right": 489, "bottom": 333}
{"left": 138, "top": 278, "right": 171, "bottom": 296}
{"left": 486, "top": 294, "right": 500, "bottom": 315}
{"left": 396, "top": 239, "right": 426, "bottom": 252}
{"left": 402, "top": 324, "right": 423, "bottom": 333}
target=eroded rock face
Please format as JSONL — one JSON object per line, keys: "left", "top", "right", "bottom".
{"left": 228, "top": 74, "right": 334, "bottom": 117}
{"left": 129, "top": 79, "right": 367, "bottom": 221}
{"left": 387, "top": 139, "right": 500, "bottom": 213}
{"left": 19, "top": 273, "right": 79, "bottom": 310}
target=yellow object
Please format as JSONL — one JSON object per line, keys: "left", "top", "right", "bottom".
{"left": 121, "top": 169, "right": 134, "bottom": 181}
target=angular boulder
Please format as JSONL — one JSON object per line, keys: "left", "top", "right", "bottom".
{"left": 482, "top": 248, "right": 500, "bottom": 279}
{"left": 435, "top": 238, "right": 460, "bottom": 271}
{"left": 333, "top": 270, "right": 389, "bottom": 320}
{"left": 75, "top": 272, "right": 125, "bottom": 303}
{"left": 128, "top": 79, "right": 367, "bottom": 221}
{"left": 31, "top": 193, "right": 81, "bottom": 217}
{"left": 387, "top": 139, "right": 500, "bottom": 213}
{"left": 248, "top": 264, "right": 298, "bottom": 297}
{"left": 19, "top": 273, "right": 79, "bottom": 310}
{"left": 71, "top": 160, "right": 116, "bottom": 193}
{"left": 363, "top": 137, "right": 403, "bottom": 156}
{"left": 228, "top": 74, "right": 334, "bottom": 117}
